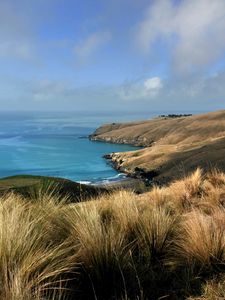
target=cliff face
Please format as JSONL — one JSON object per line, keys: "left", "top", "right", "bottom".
{"left": 90, "top": 110, "right": 225, "bottom": 185}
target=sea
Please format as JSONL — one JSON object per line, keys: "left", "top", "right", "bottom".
{"left": 0, "top": 111, "right": 198, "bottom": 184}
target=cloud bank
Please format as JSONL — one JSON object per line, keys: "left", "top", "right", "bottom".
{"left": 0, "top": 0, "right": 224, "bottom": 112}
{"left": 136, "top": 0, "right": 225, "bottom": 74}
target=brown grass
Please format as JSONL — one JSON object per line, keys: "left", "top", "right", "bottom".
{"left": 91, "top": 110, "right": 225, "bottom": 185}
{"left": 0, "top": 194, "right": 76, "bottom": 300}
{"left": 0, "top": 168, "right": 225, "bottom": 299}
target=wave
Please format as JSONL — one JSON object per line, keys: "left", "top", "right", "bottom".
{"left": 77, "top": 180, "right": 92, "bottom": 185}
{"left": 105, "top": 173, "right": 126, "bottom": 180}
{"left": 91, "top": 173, "right": 127, "bottom": 185}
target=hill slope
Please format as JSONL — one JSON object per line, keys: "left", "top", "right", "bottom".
{"left": 90, "top": 110, "right": 225, "bottom": 184}
{"left": 0, "top": 175, "right": 108, "bottom": 201}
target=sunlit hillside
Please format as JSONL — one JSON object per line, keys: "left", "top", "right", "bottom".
{"left": 91, "top": 110, "right": 225, "bottom": 184}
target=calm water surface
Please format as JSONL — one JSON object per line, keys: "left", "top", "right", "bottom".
{"left": 0, "top": 111, "right": 158, "bottom": 183}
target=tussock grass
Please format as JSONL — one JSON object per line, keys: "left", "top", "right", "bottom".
{"left": 187, "top": 274, "right": 225, "bottom": 300}
{"left": 0, "top": 168, "right": 225, "bottom": 299}
{"left": 0, "top": 193, "right": 77, "bottom": 300}
{"left": 174, "top": 209, "right": 225, "bottom": 271}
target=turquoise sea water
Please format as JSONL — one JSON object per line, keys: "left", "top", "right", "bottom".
{"left": 0, "top": 111, "right": 158, "bottom": 183}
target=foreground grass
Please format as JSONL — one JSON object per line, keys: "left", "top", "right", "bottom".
{"left": 0, "top": 169, "right": 225, "bottom": 299}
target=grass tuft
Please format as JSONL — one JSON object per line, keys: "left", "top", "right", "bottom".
{"left": 0, "top": 168, "right": 225, "bottom": 299}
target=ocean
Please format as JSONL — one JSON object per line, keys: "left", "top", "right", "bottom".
{"left": 0, "top": 111, "right": 159, "bottom": 183}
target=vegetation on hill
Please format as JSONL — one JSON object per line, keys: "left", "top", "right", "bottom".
{"left": 0, "top": 175, "right": 108, "bottom": 202}
{"left": 158, "top": 113, "right": 192, "bottom": 118}
{"left": 0, "top": 169, "right": 225, "bottom": 299}
{"left": 90, "top": 110, "right": 225, "bottom": 184}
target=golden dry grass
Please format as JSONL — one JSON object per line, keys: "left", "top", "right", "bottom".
{"left": 0, "top": 168, "right": 225, "bottom": 299}
{"left": 91, "top": 110, "right": 225, "bottom": 185}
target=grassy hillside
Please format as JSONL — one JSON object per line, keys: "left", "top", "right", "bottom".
{"left": 0, "top": 175, "right": 108, "bottom": 202}
{"left": 0, "top": 169, "right": 225, "bottom": 299}
{"left": 90, "top": 110, "right": 225, "bottom": 184}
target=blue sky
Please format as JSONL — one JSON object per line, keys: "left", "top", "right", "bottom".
{"left": 0, "top": 0, "right": 225, "bottom": 112}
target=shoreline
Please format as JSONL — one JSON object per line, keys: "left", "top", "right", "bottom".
{"left": 89, "top": 110, "right": 225, "bottom": 186}
{"left": 3, "top": 109, "right": 224, "bottom": 197}
{"left": 102, "top": 152, "right": 154, "bottom": 186}
{"left": 89, "top": 135, "right": 152, "bottom": 186}
{"left": 92, "top": 176, "right": 148, "bottom": 193}
{"left": 87, "top": 136, "right": 148, "bottom": 189}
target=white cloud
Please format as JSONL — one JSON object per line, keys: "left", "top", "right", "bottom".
{"left": 118, "top": 71, "right": 225, "bottom": 110}
{"left": 119, "top": 77, "right": 163, "bottom": 100}
{"left": 74, "top": 31, "right": 111, "bottom": 62}
{"left": 136, "top": 0, "right": 225, "bottom": 74}
{"left": 0, "top": 72, "right": 224, "bottom": 111}
{"left": 144, "top": 77, "right": 162, "bottom": 91}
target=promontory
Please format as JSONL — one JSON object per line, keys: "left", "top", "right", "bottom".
{"left": 90, "top": 110, "right": 225, "bottom": 185}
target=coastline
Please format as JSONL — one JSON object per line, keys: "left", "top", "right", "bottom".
{"left": 102, "top": 152, "right": 156, "bottom": 186}
{"left": 89, "top": 136, "right": 154, "bottom": 186}
{"left": 89, "top": 110, "right": 225, "bottom": 186}
{"left": 92, "top": 176, "right": 148, "bottom": 193}
{"left": 2, "top": 109, "right": 225, "bottom": 198}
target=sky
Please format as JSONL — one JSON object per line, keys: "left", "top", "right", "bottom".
{"left": 0, "top": 0, "right": 225, "bottom": 112}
